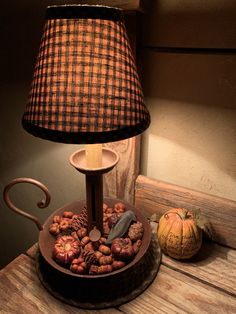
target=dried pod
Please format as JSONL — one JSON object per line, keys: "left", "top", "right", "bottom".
{"left": 112, "top": 260, "right": 126, "bottom": 270}
{"left": 77, "top": 227, "right": 88, "bottom": 238}
{"left": 133, "top": 239, "right": 142, "bottom": 254}
{"left": 59, "top": 219, "right": 71, "bottom": 232}
{"left": 98, "top": 265, "right": 113, "bottom": 274}
{"left": 99, "top": 244, "right": 111, "bottom": 255}
{"left": 49, "top": 223, "right": 60, "bottom": 236}
{"left": 53, "top": 215, "right": 61, "bottom": 224}
{"left": 81, "top": 236, "right": 90, "bottom": 247}
{"left": 99, "top": 255, "right": 113, "bottom": 265}
{"left": 103, "top": 222, "right": 110, "bottom": 235}
{"left": 71, "top": 207, "right": 88, "bottom": 231}
{"left": 111, "top": 237, "right": 135, "bottom": 261}
{"left": 103, "top": 203, "right": 109, "bottom": 211}
{"left": 84, "top": 242, "right": 95, "bottom": 251}
{"left": 128, "top": 221, "right": 144, "bottom": 241}
{"left": 53, "top": 235, "right": 81, "bottom": 265}
{"left": 82, "top": 250, "right": 98, "bottom": 267}
{"left": 89, "top": 265, "right": 99, "bottom": 275}
{"left": 99, "top": 237, "right": 107, "bottom": 244}
{"left": 94, "top": 250, "right": 103, "bottom": 260}
{"left": 107, "top": 213, "right": 119, "bottom": 228}
{"left": 71, "top": 231, "right": 79, "bottom": 240}
{"left": 70, "top": 257, "right": 87, "bottom": 274}
{"left": 63, "top": 211, "right": 74, "bottom": 219}
{"left": 114, "top": 202, "right": 125, "bottom": 213}
{"left": 106, "top": 207, "right": 113, "bottom": 214}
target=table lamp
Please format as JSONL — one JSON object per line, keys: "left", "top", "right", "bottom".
{"left": 4, "top": 5, "right": 161, "bottom": 308}
{"left": 22, "top": 4, "right": 150, "bottom": 234}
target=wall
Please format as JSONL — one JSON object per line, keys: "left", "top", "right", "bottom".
{"left": 0, "top": 1, "right": 86, "bottom": 269}
{"left": 140, "top": 0, "right": 236, "bottom": 201}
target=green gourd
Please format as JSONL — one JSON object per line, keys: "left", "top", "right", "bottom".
{"left": 106, "top": 210, "right": 136, "bottom": 245}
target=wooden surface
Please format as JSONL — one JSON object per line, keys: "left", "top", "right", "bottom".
{"left": 1, "top": 235, "right": 235, "bottom": 313}
{"left": 1, "top": 176, "right": 236, "bottom": 313}
{"left": 142, "top": 0, "right": 236, "bottom": 48}
{"left": 135, "top": 175, "right": 236, "bottom": 249}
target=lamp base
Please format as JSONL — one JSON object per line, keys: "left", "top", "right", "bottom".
{"left": 36, "top": 235, "right": 160, "bottom": 309}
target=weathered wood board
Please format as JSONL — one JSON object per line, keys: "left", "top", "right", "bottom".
{"left": 135, "top": 175, "right": 236, "bottom": 248}
{"left": 120, "top": 264, "right": 236, "bottom": 314}
{"left": 0, "top": 254, "right": 120, "bottom": 314}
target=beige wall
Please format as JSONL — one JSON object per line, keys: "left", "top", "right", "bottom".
{"left": 140, "top": 0, "right": 236, "bottom": 201}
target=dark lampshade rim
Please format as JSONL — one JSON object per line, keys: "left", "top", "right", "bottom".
{"left": 22, "top": 117, "right": 150, "bottom": 144}
{"left": 46, "top": 5, "right": 123, "bottom": 21}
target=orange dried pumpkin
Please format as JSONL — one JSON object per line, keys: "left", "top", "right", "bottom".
{"left": 157, "top": 208, "right": 202, "bottom": 259}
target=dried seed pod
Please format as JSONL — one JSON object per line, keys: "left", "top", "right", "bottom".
{"left": 53, "top": 215, "right": 61, "bottom": 224}
{"left": 89, "top": 265, "right": 99, "bottom": 275}
{"left": 128, "top": 221, "right": 144, "bottom": 241}
{"left": 112, "top": 260, "right": 126, "bottom": 270}
{"left": 77, "top": 227, "right": 87, "bottom": 238}
{"left": 81, "top": 236, "right": 90, "bottom": 247}
{"left": 71, "top": 231, "right": 79, "bottom": 240}
{"left": 99, "top": 237, "right": 107, "bottom": 244}
{"left": 59, "top": 219, "right": 71, "bottom": 232}
{"left": 133, "top": 239, "right": 142, "bottom": 254}
{"left": 99, "top": 244, "right": 111, "bottom": 255}
{"left": 63, "top": 211, "right": 74, "bottom": 219}
{"left": 103, "top": 203, "right": 109, "bottom": 211}
{"left": 99, "top": 255, "right": 113, "bottom": 265}
{"left": 49, "top": 223, "right": 60, "bottom": 236}
{"left": 53, "top": 235, "right": 81, "bottom": 265}
{"left": 70, "top": 257, "right": 87, "bottom": 274}
{"left": 103, "top": 222, "right": 110, "bottom": 235}
{"left": 108, "top": 213, "right": 119, "bottom": 228}
{"left": 84, "top": 242, "right": 94, "bottom": 251}
{"left": 98, "top": 265, "right": 113, "bottom": 274}
{"left": 94, "top": 250, "right": 103, "bottom": 260}
{"left": 82, "top": 250, "right": 98, "bottom": 267}
{"left": 114, "top": 202, "right": 125, "bottom": 213}
{"left": 106, "top": 207, "right": 113, "bottom": 214}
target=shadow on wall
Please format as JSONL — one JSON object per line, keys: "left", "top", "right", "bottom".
{"left": 0, "top": 1, "right": 86, "bottom": 269}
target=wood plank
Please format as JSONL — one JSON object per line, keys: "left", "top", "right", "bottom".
{"left": 148, "top": 219, "right": 236, "bottom": 297}
{"left": 142, "top": 0, "right": 236, "bottom": 48}
{"left": 135, "top": 175, "right": 236, "bottom": 248}
{"left": 119, "top": 264, "right": 236, "bottom": 314}
{"left": 26, "top": 243, "right": 38, "bottom": 259}
{"left": 0, "top": 254, "right": 120, "bottom": 313}
{"left": 104, "top": 137, "right": 141, "bottom": 204}
{"left": 162, "top": 242, "right": 236, "bottom": 297}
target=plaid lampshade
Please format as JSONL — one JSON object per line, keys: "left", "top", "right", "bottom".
{"left": 22, "top": 5, "right": 150, "bottom": 144}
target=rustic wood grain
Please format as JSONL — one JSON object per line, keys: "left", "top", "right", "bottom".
{"left": 142, "top": 0, "right": 236, "bottom": 48}
{"left": 162, "top": 241, "right": 236, "bottom": 297}
{"left": 119, "top": 264, "right": 236, "bottom": 314}
{"left": 135, "top": 175, "right": 236, "bottom": 248}
{"left": 104, "top": 136, "right": 140, "bottom": 204}
{"left": 0, "top": 254, "right": 121, "bottom": 314}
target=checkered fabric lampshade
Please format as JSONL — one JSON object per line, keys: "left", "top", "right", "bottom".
{"left": 22, "top": 5, "right": 150, "bottom": 144}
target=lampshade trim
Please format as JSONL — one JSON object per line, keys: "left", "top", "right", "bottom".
{"left": 46, "top": 5, "right": 122, "bottom": 21}
{"left": 22, "top": 117, "right": 150, "bottom": 144}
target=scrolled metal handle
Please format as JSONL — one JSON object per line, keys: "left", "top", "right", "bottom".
{"left": 3, "top": 178, "right": 51, "bottom": 231}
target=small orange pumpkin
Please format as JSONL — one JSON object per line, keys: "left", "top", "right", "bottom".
{"left": 157, "top": 208, "right": 202, "bottom": 259}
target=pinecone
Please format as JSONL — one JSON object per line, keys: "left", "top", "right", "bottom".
{"left": 128, "top": 221, "right": 144, "bottom": 241}
{"left": 71, "top": 207, "right": 88, "bottom": 231}
{"left": 57, "top": 228, "right": 73, "bottom": 238}
{"left": 82, "top": 250, "right": 98, "bottom": 267}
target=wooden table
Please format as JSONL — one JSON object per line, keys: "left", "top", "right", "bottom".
{"left": 1, "top": 175, "right": 236, "bottom": 313}
{"left": 1, "top": 237, "right": 235, "bottom": 313}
